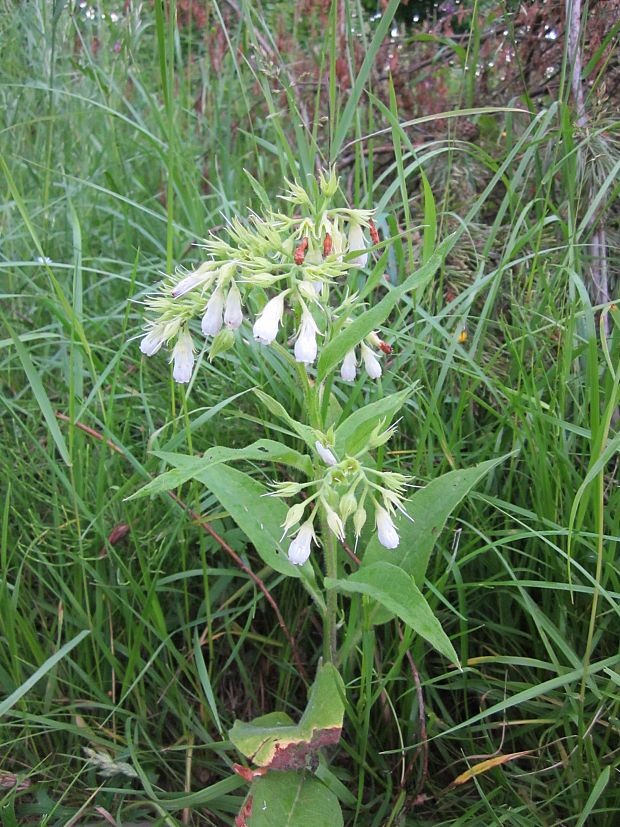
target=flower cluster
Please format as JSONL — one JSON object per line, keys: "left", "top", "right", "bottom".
{"left": 273, "top": 426, "right": 410, "bottom": 566}
{"left": 138, "top": 170, "right": 384, "bottom": 383}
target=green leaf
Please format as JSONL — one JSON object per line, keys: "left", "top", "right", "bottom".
{"left": 208, "top": 328, "right": 235, "bottom": 360}
{"left": 229, "top": 663, "right": 345, "bottom": 769}
{"left": 334, "top": 388, "right": 413, "bottom": 457}
{"left": 0, "top": 629, "right": 90, "bottom": 717}
{"left": 246, "top": 772, "right": 343, "bottom": 827}
{"left": 317, "top": 245, "right": 447, "bottom": 381}
{"left": 128, "top": 439, "right": 313, "bottom": 500}
{"left": 254, "top": 389, "right": 317, "bottom": 448}
{"left": 363, "top": 454, "right": 511, "bottom": 584}
{"left": 325, "top": 563, "right": 458, "bottom": 663}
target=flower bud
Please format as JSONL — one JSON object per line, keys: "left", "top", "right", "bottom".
{"left": 339, "top": 491, "right": 357, "bottom": 522}
{"left": 281, "top": 501, "right": 307, "bottom": 537}
{"left": 353, "top": 506, "right": 367, "bottom": 537}
{"left": 171, "top": 262, "right": 216, "bottom": 298}
{"left": 324, "top": 503, "right": 345, "bottom": 542}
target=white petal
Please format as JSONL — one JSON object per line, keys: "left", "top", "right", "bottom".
{"left": 361, "top": 342, "right": 382, "bottom": 379}
{"left": 171, "top": 330, "right": 195, "bottom": 384}
{"left": 224, "top": 284, "right": 243, "bottom": 329}
{"left": 172, "top": 263, "right": 215, "bottom": 298}
{"left": 253, "top": 293, "right": 285, "bottom": 344}
{"left": 140, "top": 327, "right": 165, "bottom": 356}
{"left": 287, "top": 522, "right": 315, "bottom": 565}
{"left": 340, "top": 349, "right": 357, "bottom": 382}
{"left": 376, "top": 506, "right": 399, "bottom": 549}
{"left": 294, "top": 311, "right": 319, "bottom": 364}
{"left": 201, "top": 289, "right": 225, "bottom": 337}
{"left": 315, "top": 440, "right": 337, "bottom": 466}
{"left": 348, "top": 223, "right": 368, "bottom": 268}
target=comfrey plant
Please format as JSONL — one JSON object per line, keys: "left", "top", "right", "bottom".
{"left": 135, "top": 170, "right": 502, "bottom": 824}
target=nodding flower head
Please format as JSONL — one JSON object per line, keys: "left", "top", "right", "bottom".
{"left": 294, "top": 309, "right": 320, "bottom": 365}
{"left": 140, "top": 323, "right": 167, "bottom": 357}
{"left": 375, "top": 505, "right": 399, "bottom": 549}
{"left": 224, "top": 283, "right": 243, "bottom": 330}
{"left": 201, "top": 288, "right": 225, "bottom": 337}
{"left": 287, "top": 520, "right": 317, "bottom": 566}
{"left": 170, "top": 329, "right": 195, "bottom": 384}
{"left": 340, "top": 349, "right": 357, "bottom": 382}
{"left": 253, "top": 293, "right": 285, "bottom": 344}
{"left": 361, "top": 342, "right": 382, "bottom": 379}
{"left": 347, "top": 221, "right": 368, "bottom": 269}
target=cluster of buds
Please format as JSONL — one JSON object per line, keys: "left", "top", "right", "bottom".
{"left": 272, "top": 425, "right": 410, "bottom": 566}
{"left": 138, "top": 169, "right": 383, "bottom": 383}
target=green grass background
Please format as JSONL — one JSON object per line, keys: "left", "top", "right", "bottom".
{"left": 1, "top": 1, "right": 619, "bottom": 824}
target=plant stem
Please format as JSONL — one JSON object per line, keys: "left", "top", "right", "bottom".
{"left": 321, "top": 507, "right": 338, "bottom": 663}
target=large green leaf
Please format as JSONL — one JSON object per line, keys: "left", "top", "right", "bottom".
{"left": 254, "top": 389, "right": 317, "bottom": 448}
{"left": 244, "top": 772, "right": 343, "bottom": 827}
{"left": 362, "top": 454, "right": 511, "bottom": 584}
{"left": 334, "top": 388, "right": 413, "bottom": 458}
{"left": 128, "top": 439, "right": 313, "bottom": 500}
{"left": 325, "top": 563, "right": 458, "bottom": 664}
{"left": 229, "top": 663, "right": 345, "bottom": 770}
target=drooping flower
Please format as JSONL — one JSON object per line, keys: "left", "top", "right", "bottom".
{"left": 294, "top": 309, "right": 320, "bottom": 364}
{"left": 287, "top": 520, "right": 317, "bottom": 566}
{"left": 140, "top": 324, "right": 167, "bottom": 357}
{"left": 170, "top": 329, "right": 195, "bottom": 384}
{"left": 361, "top": 342, "right": 382, "bottom": 379}
{"left": 201, "top": 288, "right": 225, "bottom": 337}
{"left": 340, "top": 349, "right": 357, "bottom": 382}
{"left": 315, "top": 440, "right": 337, "bottom": 467}
{"left": 253, "top": 293, "right": 285, "bottom": 344}
{"left": 347, "top": 221, "right": 368, "bottom": 268}
{"left": 375, "top": 505, "right": 399, "bottom": 549}
{"left": 224, "top": 283, "right": 243, "bottom": 329}
{"left": 172, "top": 262, "right": 216, "bottom": 298}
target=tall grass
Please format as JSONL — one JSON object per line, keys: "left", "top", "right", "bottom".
{"left": 1, "top": 1, "right": 619, "bottom": 824}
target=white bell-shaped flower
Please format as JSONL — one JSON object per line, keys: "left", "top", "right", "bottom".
{"left": 340, "top": 349, "right": 357, "bottom": 381}
{"left": 287, "top": 520, "right": 317, "bottom": 566}
{"left": 140, "top": 324, "right": 167, "bottom": 357}
{"left": 347, "top": 221, "right": 368, "bottom": 268}
{"left": 224, "top": 283, "right": 243, "bottom": 329}
{"left": 170, "top": 329, "right": 195, "bottom": 384}
{"left": 253, "top": 293, "right": 285, "bottom": 344}
{"left": 172, "top": 263, "right": 216, "bottom": 298}
{"left": 315, "top": 440, "right": 337, "bottom": 466}
{"left": 375, "top": 506, "right": 399, "bottom": 549}
{"left": 361, "top": 342, "right": 382, "bottom": 379}
{"left": 201, "top": 289, "right": 225, "bottom": 337}
{"left": 294, "top": 309, "right": 320, "bottom": 364}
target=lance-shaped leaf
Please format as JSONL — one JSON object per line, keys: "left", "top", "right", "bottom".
{"left": 254, "top": 389, "right": 317, "bottom": 449}
{"left": 241, "top": 772, "right": 344, "bottom": 827}
{"left": 362, "top": 454, "right": 512, "bottom": 584}
{"left": 128, "top": 439, "right": 313, "bottom": 500}
{"left": 229, "top": 663, "right": 345, "bottom": 770}
{"left": 325, "top": 563, "right": 458, "bottom": 664}
{"left": 334, "top": 387, "right": 414, "bottom": 457}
